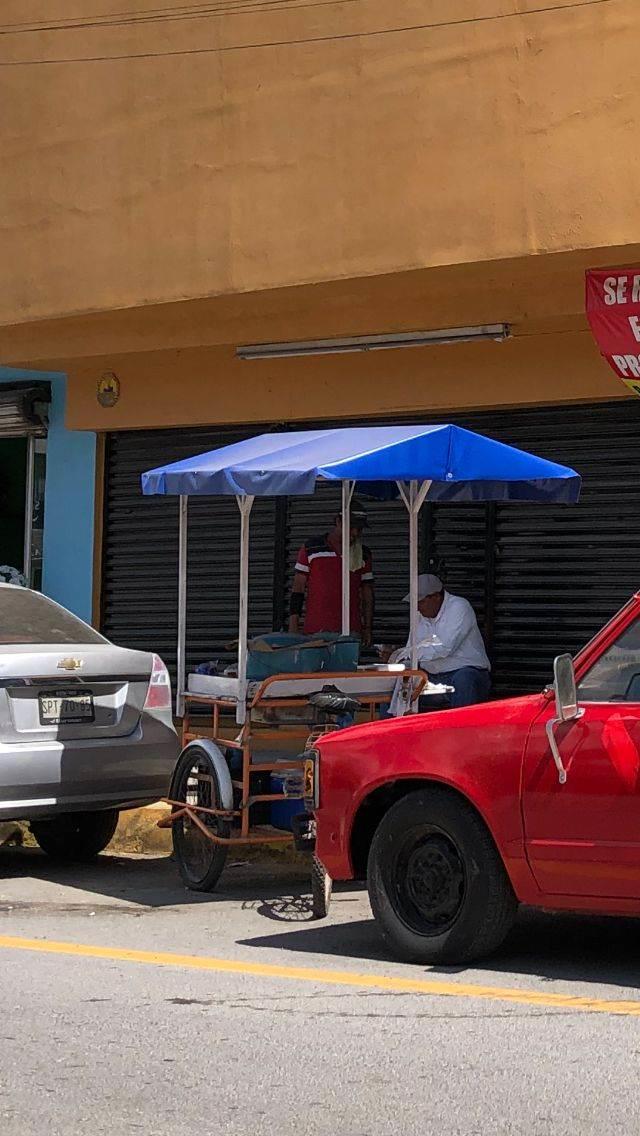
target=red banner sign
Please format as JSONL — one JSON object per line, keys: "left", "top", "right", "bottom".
{"left": 586, "top": 268, "right": 640, "bottom": 397}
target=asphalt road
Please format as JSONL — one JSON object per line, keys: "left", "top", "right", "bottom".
{"left": 2, "top": 847, "right": 640, "bottom": 1135}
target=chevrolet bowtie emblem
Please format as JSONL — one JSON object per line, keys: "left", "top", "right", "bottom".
{"left": 57, "top": 658, "right": 84, "bottom": 671}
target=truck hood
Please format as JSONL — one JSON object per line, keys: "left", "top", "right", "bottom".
{"left": 316, "top": 692, "right": 546, "bottom": 754}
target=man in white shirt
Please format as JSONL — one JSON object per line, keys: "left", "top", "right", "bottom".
{"left": 389, "top": 573, "right": 491, "bottom": 708}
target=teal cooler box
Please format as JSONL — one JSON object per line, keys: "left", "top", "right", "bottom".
{"left": 319, "top": 632, "right": 360, "bottom": 671}
{"left": 246, "top": 632, "right": 360, "bottom": 679}
{"left": 247, "top": 633, "right": 325, "bottom": 680}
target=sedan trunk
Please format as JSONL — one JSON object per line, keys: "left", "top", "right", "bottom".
{"left": 0, "top": 645, "right": 152, "bottom": 744}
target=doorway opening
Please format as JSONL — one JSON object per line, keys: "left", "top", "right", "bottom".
{"left": 0, "top": 384, "right": 49, "bottom": 590}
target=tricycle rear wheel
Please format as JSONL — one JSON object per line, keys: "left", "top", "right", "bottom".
{"left": 171, "top": 745, "right": 230, "bottom": 891}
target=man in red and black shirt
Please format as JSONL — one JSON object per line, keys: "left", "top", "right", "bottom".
{"left": 288, "top": 500, "right": 374, "bottom": 645}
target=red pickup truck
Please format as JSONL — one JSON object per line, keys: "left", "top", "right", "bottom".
{"left": 307, "top": 594, "right": 640, "bottom": 965}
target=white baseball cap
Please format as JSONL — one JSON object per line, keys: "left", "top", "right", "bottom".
{"left": 402, "top": 573, "right": 443, "bottom": 603}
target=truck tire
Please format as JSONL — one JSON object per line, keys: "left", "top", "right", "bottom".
{"left": 367, "top": 788, "right": 517, "bottom": 965}
{"left": 171, "top": 744, "right": 229, "bottom": 892}
{"left": 31, "top": 809, "right": 119, "bottom": 861}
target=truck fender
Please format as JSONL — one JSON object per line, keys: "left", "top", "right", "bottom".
{"left": 170, "top": 739, "right": 234, "bottom": 811}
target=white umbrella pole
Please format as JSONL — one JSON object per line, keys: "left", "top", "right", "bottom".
{"left": 176, "top": 494, "right": 188, "bottom": 718}
{"left": 409, "top": 481, "right": 419, "bottom": 672}
{"left": 397, "top": 480, "right": 432, "bottom": 677}
{"left": 341, "top": 480, "right": 354, "bottom": 636}
{"left": 236, "top": 495, "right": 254, "bottom": 725}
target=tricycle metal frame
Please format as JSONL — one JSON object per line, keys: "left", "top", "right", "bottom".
{"left": 161, "top": 477, "right": 434, "bottom": 855}
{"left": 161, "top": 669, "right": 427, "bottom": 846}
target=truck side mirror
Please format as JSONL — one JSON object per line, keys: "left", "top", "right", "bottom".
{"left": 553, "top": 653, "right": 579, "bottom": 722}
{"left": 547, "top": 654, "right": 583, "bottom": 785}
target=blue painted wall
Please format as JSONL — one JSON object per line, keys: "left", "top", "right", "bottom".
{"left": 0, "top": 368, "right": 96, "bottom": 623}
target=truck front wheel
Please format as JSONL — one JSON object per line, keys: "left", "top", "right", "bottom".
{"left": 367, "top": 788, "right": 517, "bottom": 965}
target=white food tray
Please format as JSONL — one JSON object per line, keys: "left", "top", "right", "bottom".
{"left": 186, "top": 670, "right": 452, "bottom": 702}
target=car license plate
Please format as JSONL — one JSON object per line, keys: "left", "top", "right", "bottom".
{"left": 39, "top": 690, "right": 94, "bottom": 725}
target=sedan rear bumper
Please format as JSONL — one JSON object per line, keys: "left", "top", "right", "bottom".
{"left": 0, "top": 713, "right": 178, "bottom": 820}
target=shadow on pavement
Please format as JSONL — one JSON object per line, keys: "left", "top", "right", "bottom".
{"left": 240, "top": 915, "right": 390, "bottom": 960}
{"left": 239, "top": 904, "right": 640, "bottom": 990}
{"left": 5, "top": 842, "right": 640, "bottom": 998}
{"left": 470, "top": 907, "right": 640, "bottom": 990}
{"left": 0, "top": 845, "right": 310, "bottom": 911}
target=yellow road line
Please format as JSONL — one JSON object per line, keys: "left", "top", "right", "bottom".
{"left": 0, "top": 933, "right": 638, "bottom": 1016}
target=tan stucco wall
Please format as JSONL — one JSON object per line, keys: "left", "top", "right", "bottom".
{"left": 64, "top": 325, "right": 626, "bottom": 433}
{"left": 1, "top": 0, "right": 639, "bottom": 327}
{"left": 2, "top": 247, "right": 638, "bottom": 368}
{"left": 0, "top": 249, "right": 627, "bottom": 431}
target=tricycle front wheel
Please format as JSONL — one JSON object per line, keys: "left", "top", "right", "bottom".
{"left": 170, "top": 745, "right": 230, "bottom": 892}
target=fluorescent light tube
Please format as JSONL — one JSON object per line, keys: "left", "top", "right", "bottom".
{"left": 236, "top": 325, "right": 509, "bottom": 360}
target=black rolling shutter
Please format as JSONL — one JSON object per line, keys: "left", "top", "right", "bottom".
{"left": 491, "top": 404, "right": 640, "bottom": 695}
{"left": 424, "top": 502, "right": 488, "bottom": 638}
{"left": 103, "top": 420, "right": 419, "bottom": 677}
{"left": 423, "top": 401, "right": 640, "bottom": 695}
{"left": 102, "top": 399, "right": 640, "bottom": 698}
{"left": 0, "top": 383, "right": 50, "bottom": 437}
{"left": 102, "top": 425, "right": 276, "bottom": 686}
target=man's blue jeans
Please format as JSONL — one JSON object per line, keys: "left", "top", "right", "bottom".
{"left": 424, "top": 666, "right": 491, "bottom": 710}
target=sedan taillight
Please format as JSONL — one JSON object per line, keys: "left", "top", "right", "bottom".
{"left": 144, "top": 654, "right": 172, "bottom": 711}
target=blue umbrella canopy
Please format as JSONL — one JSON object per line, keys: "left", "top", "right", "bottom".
{"left": 141, "top": 424, "right": 580, "bottom": 504}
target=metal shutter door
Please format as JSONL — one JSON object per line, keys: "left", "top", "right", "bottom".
{"left": 423, "top": 400, "right": 640, "bottom": 695}
{"left": 102, "top": 426, "right": 276, "bottom": 685}
{"left": 424, "top": 502, "right": 489, "bottom": 635}
{"left": 489, "top": 403, "right": 640, "bottom": 695}
{"left": 0, "top": 384, "right": 49, "bottom": 437}
{"left": 103, "top": 399, "right": 640, "bottom": 697}
{"left": 103, "top": 420, "right": 427, "bottom": 674}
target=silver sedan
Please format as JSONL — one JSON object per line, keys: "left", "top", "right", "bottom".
{"left": 0, "top": 584, "right": 179, "bottom": 860}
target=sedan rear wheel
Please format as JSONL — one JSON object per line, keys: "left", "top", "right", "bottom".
{"left": 31, "top": 809, "right": 120, "bottom": 861}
